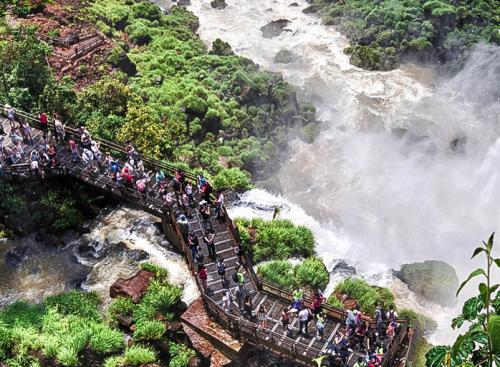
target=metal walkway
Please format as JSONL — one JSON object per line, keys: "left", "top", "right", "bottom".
{"left": 0, "top": 106, "right": 411, "bottom": 366}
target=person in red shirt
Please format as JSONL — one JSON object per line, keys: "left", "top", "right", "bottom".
{"left": 198, "top": 264, "right": 208, "bottom": 291}
{"left": 39, "top": 112, "right": 48, "bottom": 130}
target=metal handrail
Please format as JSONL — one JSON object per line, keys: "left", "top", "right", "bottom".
{"left": 0, "top": 106, "right": 410, "bottom": 366}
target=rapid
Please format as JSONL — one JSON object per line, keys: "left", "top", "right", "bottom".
{"left": 184, "top": 0, "right": 500, "bottom": 344}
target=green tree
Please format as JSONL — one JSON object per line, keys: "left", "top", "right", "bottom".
{"left": 0, "top": 22, "right": 52, "bottom": 110}
{"left": 426, "top": 233, "right": 500, "bottom": 367}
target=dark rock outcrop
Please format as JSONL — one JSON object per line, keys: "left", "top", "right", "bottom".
{"left": 260, "top": 19, "right": 290, "bottom": 38}
{"left": 110, "top": 269, "right": 155, "bottom": 303}
{"left": 210, "top": 0, "right": 227, "bottom": 10}
{"left": 177, "top": 0, "right": 191, "bottom": 6}
{"left": 303, "top": 5, "right": 319, "bottom": 13}
{"left": 394, "top": 260, "right": 459, "bottom": 307}
{"left": 332, "top": 260, "right": 357, "bottom": 277}
{"left": 289, "top": 2, "right": 299, "bottom": 6}
{"left": 6, "top": 246, "right": 30, "bottom": 268}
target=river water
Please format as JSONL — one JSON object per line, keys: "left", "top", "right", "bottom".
{"left": 0, "top": 207, "right": 198, "bottom": 308}
{"left": 183, "top": 0, "right": 500, "bottom": 344}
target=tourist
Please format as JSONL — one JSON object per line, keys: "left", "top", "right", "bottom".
{"left": 222, "top": 291, "right": 232, "bottom": 313}
{"left": 121, "top": 166, "right": 134, "bottom": 187}
{"left": 54, "top": 118, "right": 65, "bottom": 142}
{"left": 257, "top": 304, "right": 267, "bottom": 328}
{"left": 386, "top": 321, "right": 396, "bottom": 344}
{"left": 6, "top": 105, "right": 15, "bottom": 128}
{"left": 292, "top": 288, "right": 303, "bottom": 310}
{"left": 185, "top": 182, "right": 194, "bottom": 204}
{"left": 47, "top": 144, "right": 57, "bottom": 168}
{"left": 353, "top": 356, "right": 365, "bottom": 367}
{"left": 90, "top": 140, "right": 102, "bottom": 167}
{"left": 235, "top": 244, "right": 244, "bottom": 267}
{"left": 346, "top": 309, "right": 357, "bottom": 329}
{"left": 197, "top": 173, "right": 207, "bottom": 190}
{"left": 374, "top": 304, "right": 384, "bottom": 335}
{"left": 235, "top": 268, "right": 246, "bottom": 292}
{"left": 281, "top": 308, "right": 290, "bottom": 335}
{"left": 386, "top": 306, "right": 398, "bottom": 324}
{"left": 217, "top": 257, "right": 227, "bottom": 289}
{"left": 155, "top": 169, "right": 165, "bottom": 184}
{"left": 198, "top": 264, "right": 208, "bottom": 291}
{"left": 136, "top": 175, "right": 150, "bottom": 194}
{"left": 298, "top": 307, "right": 311, "bottom": 336}
{"left": 201, "top": 179, "right": 213, "bottom": 204}
{"left": 69, "top": 138, "right": 80, "bottom": 162}
{"left": 39, "top": 112, "right": 48, "bottom": 130}
{"left": 235, "top": 283, "right": 245, "bottom": 311}
{"left": 188, "top": 232, "right": 199, "bottom": 259}
{"left": 175, "top": 169, "right": 185, "bottom": 190}
{"left": 82, "top": 148, "right": 94, "bottom": 170}
{"left": 316, "top": 313, "right": 325, "bottom": 338}
{"left": 243, "top": 295, "right": 253, "bottom": 319}
{"left": 80, "top": 127, "right": 91, "bottom": 149}
{"left": 311, "top": 292, "right": 324, "bottom": 316}
{"left": 203, "top": 230, "right": 216, "bottom": 260}
{"left": 214, "top": 190, "right": 224, "bottom": 219}
{"left": 21, "top": 122, "right": 33, "bottom": 145}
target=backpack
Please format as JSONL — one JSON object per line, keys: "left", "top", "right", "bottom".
{"left": 232, "top": 272, "right": 239, "bottom": 283}
{"left": 217, "top": 263, "right": 225, "bottom": 276}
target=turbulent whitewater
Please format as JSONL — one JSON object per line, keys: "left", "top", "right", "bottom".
{"left": 185, "top": 0, "right": 500, "bottom": 344}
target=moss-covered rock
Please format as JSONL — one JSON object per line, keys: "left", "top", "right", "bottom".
{"left": 394, "top": 260, "right": 459, "bottom": 307}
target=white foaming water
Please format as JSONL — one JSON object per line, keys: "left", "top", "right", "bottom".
{"left": 81, "top": 207, "right": 199, "bottom": 305}
{"left": 189, "top": 0, "right": 500, "bottom": 344}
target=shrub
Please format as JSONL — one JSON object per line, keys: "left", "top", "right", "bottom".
{"left": 258, "top": 257, "right": 330, "bottom": 291}
{"left": 134, "top": 320, "right": 165, "bottom": 340}
{"left": 294, "top": 257, "right": 330, "bottom": 291}
{"left": 123, "top": 345, "right": 157, "bottom": 365}
{"left": 44, "top": 291, "right": 101, "bottom": 320}
{"left": 108, "top": 297, "right": 135, "bottom": 323}
{"left": 235, "top": 218, "right": 315, "bottom": 262}
{"left": 140, "top": 262, "right": 168, "bottom": 279}
{"left": 212, "top": 168, "right": 252, "bottom": 191}
{"left": 332, "top": 277, "right": 395, "bottom": 315}
{"left": 257, "top": 261, "right": 295, "bottom": 288}
{"left": 88, "top": 324, "right": 124, "bottom": 354}
{"left": 169, "top": 342, "right": 195, "bottom": 367}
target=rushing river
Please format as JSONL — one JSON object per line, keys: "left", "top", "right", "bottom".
{"left": 0, "top": 207, "right": 198, "bottom": 308}
{"left": 183, "top": 0, "right": 500, "bottom": 344}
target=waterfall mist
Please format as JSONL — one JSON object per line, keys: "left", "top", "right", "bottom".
{"left": 187, "top": 0, "right": 499, "bottom": 343}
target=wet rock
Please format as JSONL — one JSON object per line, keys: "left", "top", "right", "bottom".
{"left": 273, "top": 49, "right": 294, "bottom": 64}
{"left": 116, "top": 315, "right": 133, "bottom": 328}
{"left": 171, "top": 300, "right": 189, "bottom": 313}
{"left": 6, "top": 246, "right": 30, "bottom": 268}
{"left": 210, "top": 0, "right": 227, "bottom": 10}
{"left": 303, "top": 4, "right": 319, "bottom": 13}
{"left": 110, "top": 270, "right": 155, "bottom": 303}
{"left": 394, "top": 260, "right": 459, "bottom": 307}
{"left": 35, "top": 230, "right": 63, "bottom": 247}
{"left": 116, "top": 52, "right": 137, "bottom": 77}
{"left": 289, "top": 2, "right": 299, "bottom": 6}
{"left": 260, "top": 19, "right": 290, "bottom": 38}
{"left": 332, "top": 260, "right": 356, "bottom": 276}
{"left": 177, "top": 0, "right": 191, "bottom": 6}
{"left": 4, "top": 214, "right": 36, "bottom": 236}
{"left": 127, "top": 250, "right": 150, "bottom": 262}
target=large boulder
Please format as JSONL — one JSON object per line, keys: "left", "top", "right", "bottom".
{"left": 6, "top": 246, "right": 30, "bottom": 268}
{"left": 110, "top": 270, "right": 155, "bottom": 303}
{"left": 260, "top": 19, "right": 290, "bottom": 38}
{"left": 394, "top": 260, "right": 459, "bottom": 307}
{"left": 210, "top": 0, "right": 227, "bottom": 10}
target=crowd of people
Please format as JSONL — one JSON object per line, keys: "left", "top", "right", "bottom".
{"left": 1, "top": 108, "right": 399, "bottom": 367}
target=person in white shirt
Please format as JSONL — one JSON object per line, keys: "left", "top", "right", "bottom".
{"left": 298, "top": 307, "right": 311, "bottom": 335}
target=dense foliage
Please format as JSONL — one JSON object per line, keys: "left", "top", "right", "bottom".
{"left": 313, "top": 0, "right": 500, "bottom": 70}
{"left": 328, "top": 277, "right": 395, "bottom": 315}
{"left": 0, "top": 263, "right": 194, "bottom": 367}
{"left": 235, "top": 217, "right": 315, "bottom": 263}
{"left": 426, "top": 234, "right": 500, "bottom": 367}
{"left": 75, "top": 0, "right": 318, "bottom": 183}
{"left": 257, "top": 257, "right": 330, "bottom": 291}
